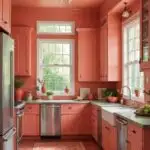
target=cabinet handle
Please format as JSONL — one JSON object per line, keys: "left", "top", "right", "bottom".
{"left": 126, "top": 140, "right": 129, "bottom": 143}
{"left": 4, "top": 21, "right": 8, "bottom": 24}
{"left": 28, "top": 107, "right": 32, "bottom": 110}
{"left": 105, "top": 126, "right": 109, "bottom": 130}
{"left": 80, "top": 74, "right": 82, "bottom": 78}
{"left": 139, "top": 57, "right": 142, "bottom": 64}
{"left": 132, "top": 130, "right": 136, "bottom": 134}
{"left": 68, "top": 106, "right": 72, "bottom": 109}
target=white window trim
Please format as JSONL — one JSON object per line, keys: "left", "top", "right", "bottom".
{"left": 37, "top": 39, "right": 75, "bottom": 96}
{"left": 122, "top": 17, "right": 144, "bottom": 101}
{"left": 37, "top": 21, "right": 75, "bottom": 35}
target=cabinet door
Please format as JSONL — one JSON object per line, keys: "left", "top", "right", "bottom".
{"left": 128, "top": 124, "right": 143, "bottom": 150}
{"left": 77, "top": 113, "right": 91, "bottom": 135}
{"left": 2, "top": 0, "right": 11, "bottom": 33}
{"left": 22, "top": 113, "right": 39, "bottom": 136}
{"left": 77, "top": 28, "right": 97, "bottom": 81}
{"left": 144, "top": 71, "right": 150, "bottom": 89}
{"left": 100, "top": 24, "right": 108, "bottom": 81}
{"left": 61, "top": 114, "right": 78, "bottom": 135}
{"left": 0, "top": 0, "right": 2, "bottom": 22}
{"left": 12, "top": 27, "right": 32, "bottom": 76}
{"left": 91, "top": 115, "right": 98, "bottom": 142}
{"left": 109, "top": 125, "right": 117, "bottom": 150}
{"left": 102, "top": 120, "right": 109, "bottom": 150}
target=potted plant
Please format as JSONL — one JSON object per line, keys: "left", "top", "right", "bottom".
{"left": 134, "top": 88, "right": 140, "bottom": 97}
{"left": 46, "top": 91, "right": 54, "bottom": 100}
{"left": 15, "top": 78, "right": 24, "bottom": 101}
{"left": 103, "top": 88, "right": 119, "bottom": 103}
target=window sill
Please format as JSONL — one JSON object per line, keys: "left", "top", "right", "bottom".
{"left": 123, "top": 95, "right": 145, "bottom": 103}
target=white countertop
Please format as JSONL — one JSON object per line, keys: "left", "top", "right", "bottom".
{"left": 26, "top": 99, "right": 90, "bottom": 104}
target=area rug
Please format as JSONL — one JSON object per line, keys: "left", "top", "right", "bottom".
{"left": 33, "top": 142, "right": 86, "bottom": 150}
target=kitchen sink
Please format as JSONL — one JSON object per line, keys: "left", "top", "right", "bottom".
{"left": 101, "top": 106, "right": 135, "bottom": 126}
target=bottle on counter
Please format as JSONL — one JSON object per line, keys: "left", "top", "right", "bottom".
{"left": 25, "top": 91, "right": 33, "bottom": 101}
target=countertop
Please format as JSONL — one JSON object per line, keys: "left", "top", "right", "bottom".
{"left": 25, "top": 99, "right": 90, "bottom": 104}
{"left": 20, "top": 99, "right": 150, "bottom": 127}
{"left": 115, "top": 111, "right": 150, "bottom": 128}
{"left": 91, "top": 101, "right": 122, "bottom": 107}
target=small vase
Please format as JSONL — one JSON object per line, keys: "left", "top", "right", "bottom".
{"left": 64, "top": 86, "right": 69, "bottom": 95}
{"left": 135, "top": 90, "right": 140, "bottom": 97}
{"left": 48, "top": 95, "right": 53, "bottom": 100}
{"left": 15, "top": 88, "right": 24, "bottom": 101}
{"left": 41, "top": 83, "right": 46, "bottom": 94}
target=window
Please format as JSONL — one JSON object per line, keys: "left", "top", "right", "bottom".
{"left": 37, "top": 21, "right": 75, "bottom": 34}
{"left": 37, "top": 39, "right": 74, "bottom": 95}
{"left": 123, "top": 18, "right": 144, "bottom": 99}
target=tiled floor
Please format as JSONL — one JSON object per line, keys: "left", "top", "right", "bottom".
{"left": 19, "top": 139, "right": 100, "bottom": 150}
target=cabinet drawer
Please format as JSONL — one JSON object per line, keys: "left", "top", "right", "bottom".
{"left": 24, "top": 104, "right": 39, "bottom": 114}
{"left": 128, "top": 124, "right": 143, "bottom": 140}
{"left": 61, "top": 104, "right": 89, "bottom": 114}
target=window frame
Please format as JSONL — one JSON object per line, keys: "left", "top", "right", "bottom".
{"left": 37, "top": 21, "right": 75, "bottom": 35}
{"left": 37, "top": 38, "right": 75, "bottom": 96}
{"left": 122, "top": 17, "right": 144, "bottom": 101}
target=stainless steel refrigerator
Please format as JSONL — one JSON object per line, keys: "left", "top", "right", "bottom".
{"left": 0, "top": 32, "right": 16, "bottom": 150}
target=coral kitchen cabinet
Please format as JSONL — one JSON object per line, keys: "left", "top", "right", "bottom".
{"left": 0, "top": 0, "right": 11, "bottom": 33}
{"left": 61, "top": 104, "right": 91, "bottom": 135}
{"left": 102, "top": 119, "right": 117, "bottom": 150}
{"left": 22, "top": 105, "right": 40, "bottom": 136}
{"left": 140, "top": 0, "right": 150, "bottom": 70}
{"left": 77, "top": 28, "right": 98, "bottom": 82}
{"left": 12, "top": 26, "right": 33, "bottom": 76}
{"left": 100, "top": 13, "right": 121, "bottom": 81}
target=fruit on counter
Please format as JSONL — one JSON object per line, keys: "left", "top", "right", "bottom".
{"left": 136, "top": 104, "right": 150, "bottom": 115}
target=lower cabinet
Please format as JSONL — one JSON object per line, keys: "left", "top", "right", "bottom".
{"left": 22, "top": 113, "right": 40, "bottom": 136}
{"left": 61, "top": 104, "right": 91, "bottom": 136}
{"left": 91, "top": 105, "right": 98, "bottom": 142}
{"left": 102, "top": 119, "right": 117, "bottom": 150}
{"left": 22, "top": 104, "right": 40, "bottom": 136}
{"left": 127, "top": 124, "right": 143, "bottom": 150}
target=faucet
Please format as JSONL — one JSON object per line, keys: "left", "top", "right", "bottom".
{"left": 120, "top": 85, "right": 134, "bottom": 105}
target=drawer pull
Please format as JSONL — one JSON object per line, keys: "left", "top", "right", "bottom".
{"left": 28, "top": 107, "right": 32, "bottom": 110}
{"left": 132, "top": 130, "right": 136, "bottom": 134}
{"left": 68, "top": 106, "right": 72, "bottom": 109}
{"left": 126, "top": 140, "right": 129, "bottom": 143}
{"left": 105, "top": 126, "right": 109, "bottom": 130}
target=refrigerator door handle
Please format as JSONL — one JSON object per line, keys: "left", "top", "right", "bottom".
{"left": 3, "top": 128, "right": 16, "bottom": 141}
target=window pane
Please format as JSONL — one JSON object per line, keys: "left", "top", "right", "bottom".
{"left": 43, "top": 67, "right": 71, "bottom": 92}
{"left": 38, "top": 39, "right": 73, "bottom": 94}
{"left": 129, "top": 27, "right": 135, "bottom": 39}
{"left": 123, "top": 18, "right": 143, "bottom": 98}
{"left": 63, "top": 44, "right": 70, "bottom": 54}
{"left": 37, "top": 21, "right": 74, "bottom": 34}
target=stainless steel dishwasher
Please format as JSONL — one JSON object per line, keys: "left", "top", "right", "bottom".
{"left": 40, "top": 104, "right": 61, "bottom": 137}
{"left": 116, "top": 116, "right": 128, "bottom": 150}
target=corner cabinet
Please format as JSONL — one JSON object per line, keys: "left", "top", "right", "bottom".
{"left": 12, "top": 26, "right": 33, "bottom": 76}
{"left": 77, "top": 28, "right": 98, "bottom": 82}
{"left": 140, "top": 0, "right": 150, "bottom": 70}
{"left": 0, "top": 0, "right": 11, "bottom": 33}
{"left": 100, "top": 14, "right": 121, "bottom": 82}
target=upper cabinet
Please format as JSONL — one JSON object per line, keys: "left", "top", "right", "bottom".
{"left": 12, "top": 26, "right": 33, "bottom": 76}
{"left": 0, "top": 0, "right": 11, "bottom": 33}
{"left": 140, "top": 0, "right": 150, "bottom": 70}
{"left": 100, "top": 14, "right": 121, "bottom": 82}
{"left": 77, "top": 28, "right": 98, "bottom": 82}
